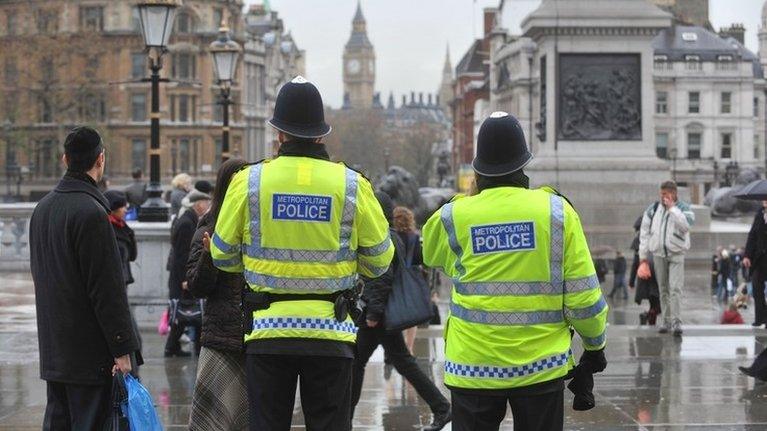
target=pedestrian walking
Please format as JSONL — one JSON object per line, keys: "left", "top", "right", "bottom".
{"left": 211, "top": 76, "right": 394, "bottom": 431}
{"left": 609, "top": 251, "right": 628, "bottom": 300}
{"left": 718, "top": 249, "right": 733, "bottom": 302}
{"left": 165, "top": 190, "right": 211, "bottom": 357}
{"left": 30, "top": 127, "right": 138, "bottom": 430}
{"left": 743, "top": 200, "right": 767, "bottom": 327}
{"left": 423, "top": 112, "right": 608, "bottom": 431}
{"left": 169, "top": 173, "right": 193, "bottom": 217}
{"left": 104, "top": 190, "right": 143, "bottom": 376}
{"left": 392, "top": 206, "right": 422, "bottom": 354}
{"left": 180, "top": 180, "right": 214, "bottom": 217}
{"left": 637, "top": 180, "right": 695, "bottom": 336}
{"left": 124, "top": 168, "right": 148, "bottom": 209}
{"left": 351, "top": 193, "right": 452, "bottom": 431}
{"left": 186, "top": 159, "right": 249, "bottom": 431}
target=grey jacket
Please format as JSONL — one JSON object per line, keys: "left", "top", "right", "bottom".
{"left": 639, "top": 201, "right": 695, "bottom": 260}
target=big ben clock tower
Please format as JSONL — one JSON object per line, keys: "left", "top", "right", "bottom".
{"left": 343, "top": 1, "right": 375, "bottom": 109}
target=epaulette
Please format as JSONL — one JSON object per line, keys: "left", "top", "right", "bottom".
{"left": 338, "top": 161, "right": 372, "bottom": 183}
{"left": 449, "top": 193, "right": 467, "bottom": 202}
{"left": 238, "top": 158, "right": 268, "bottom": 172}
{"left": 539, "top": 185, "right": 575, "bottom": 209}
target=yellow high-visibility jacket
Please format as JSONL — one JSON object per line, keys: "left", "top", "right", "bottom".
{"left": 211, "top": 156, "right": 393, "bottom": 345}
{"left": 423, "top": 186, "right": 607, "bottom": 390}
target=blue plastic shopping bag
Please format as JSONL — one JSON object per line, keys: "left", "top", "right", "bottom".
{"left": 122, "top": 374, "right": 163, "bottom": 431}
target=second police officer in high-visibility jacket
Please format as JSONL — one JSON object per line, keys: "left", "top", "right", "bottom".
{"left": 423, "top": 112, "right": 608, "bottom": 431}
{"left": 211, "top": 76, "right": 393, "bottom": 431}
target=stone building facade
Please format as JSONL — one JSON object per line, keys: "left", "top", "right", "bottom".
{"left": 0, "top": 0, "right": 249, "bottom": 191}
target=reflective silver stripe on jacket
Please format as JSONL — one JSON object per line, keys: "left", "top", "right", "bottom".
{"left": 581, "top": 331, "right": 606, "bottom": 348}
{"left": 550, "top": 195, "right": 564, "bottom": 286}
{"left": 564, "top": 274, "right": 600, "bottom": 294}
{"left": 454, "top": 280, "right": 561, "bottom": 296}
{"left": 245, "top": 164, "right": 359, "bottom": 265}
{"left": 441, "top": 202, "right": 466, "bottom": 276}
{"left": 358, "top": 232, "right": 391, "bottom": 256}
{"left": 244, "top": 270, "right": 357, "bottom": 292}
{"left": 450, "top": 302, "right": 564, "bottom": 325}
{"left": 565, "top": 297, "right": 608, "bottom": 320}
{"left": 445, "top": 350, "right": 571, "bottom": 379}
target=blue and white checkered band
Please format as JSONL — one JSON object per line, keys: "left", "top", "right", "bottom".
{"left": 244, "top": 164, "right": 359, "bottom": 265}
{"left": 272, "top": 194, "right": 332, "bottom": 222}
{"left": 358, "top": 232, "right": 391, "bottom": 257}
{"left": 212, "top": 233, "right": 239, "bottom": 255}
{"left": 549, "top": 195, "right": 564, "bottom": 286}
{"left": 582, "top": 331, "right": 606, "bottom": 348}
{"left": 445, "top": 350, "right": 571, "bottom": 379}
{"left": 470, "top": 222, "right": 536, "bottom": 255}
{"left": 244, "top": 271, "right": 357, "bottom": 292}
{"left": 251, "top": 317, "right": 358, "bottom": 335}
{"left": 450, "top": 302, "right": 564, "bottom": 325}
{"left": 441, "top": 202, "right": 466, "bottom": 276}
{"left": 565, "top": 296, "right": 608, "bottom": 320}
{"left": 212, "top": 256, "right": 242, "bottom": 268}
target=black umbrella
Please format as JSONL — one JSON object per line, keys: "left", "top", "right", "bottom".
{"left": 734, "top": 179, "right": 767, "bottom": 201}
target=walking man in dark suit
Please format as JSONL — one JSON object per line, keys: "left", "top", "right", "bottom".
{"left": 30, "top": 127, "right": 138, "bottom": 430}
{"left": 743, "top": 201, "right": 767, "bottom": 327}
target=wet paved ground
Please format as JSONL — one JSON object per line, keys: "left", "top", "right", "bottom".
{"left": 3, "top": 269, "right": 767, "bottom": 430}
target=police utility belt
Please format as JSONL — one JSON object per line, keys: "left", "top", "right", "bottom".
{"left": 242, "top": 281, "right": 366, "bottom": 334}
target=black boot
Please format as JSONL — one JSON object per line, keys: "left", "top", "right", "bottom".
{"left": 422, "top": 408, "right": 452, "bottom": 431}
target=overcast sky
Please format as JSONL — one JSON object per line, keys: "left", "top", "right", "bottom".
{"left": 246, "top": 0, "right": 765, "bottom": 108}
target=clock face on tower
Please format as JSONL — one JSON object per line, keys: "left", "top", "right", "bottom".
{"left": 347, "top": 59, "right": 361, "bottom": 74}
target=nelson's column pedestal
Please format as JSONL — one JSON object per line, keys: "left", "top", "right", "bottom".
{"left": 521, "top": 0, "right": 675, "bottom": 228}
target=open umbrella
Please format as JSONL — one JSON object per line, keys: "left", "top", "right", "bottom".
{"left": 734, "top": 179, "right": 767, "bottom": 201}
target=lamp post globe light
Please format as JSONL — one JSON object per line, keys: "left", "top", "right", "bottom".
{"left": 136, "top": 0, "right": 178, "bottom": 222}
{"left": 209, "top": 27, "right": 242, "bottom": 163}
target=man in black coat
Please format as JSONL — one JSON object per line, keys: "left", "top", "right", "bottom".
{"left": 30, "top": 127, "right": 138, "bottom": 430}
{"left": 165, "top": 190, "right": 211, "bottom": 357}
{"left": 743, "top": 201, "right": 767, "bottom": 327}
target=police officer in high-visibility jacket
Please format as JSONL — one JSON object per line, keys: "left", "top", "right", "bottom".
{"left": 211, "top": 76, "right": 393, "bottom": 431}
{"left": 423, "top": 112, "right": 608, "bottom": 431}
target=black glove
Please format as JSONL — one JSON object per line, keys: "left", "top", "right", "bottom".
{"left": 580, "top": 348, "right": 607, "bottom": 373}
{"left": 567, "top": 365, "right": 595, "bottom": 411}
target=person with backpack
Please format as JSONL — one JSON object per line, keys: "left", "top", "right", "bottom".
{"left": 637, "top": 181, "right": 695, "bottom": 337}
{"left": 351, "top": 192, "right": 452, "bottom": 431}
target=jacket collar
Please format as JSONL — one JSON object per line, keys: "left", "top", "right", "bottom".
{"left": 277, "top": 141, "right": 330, "bottom": 161}
{"left": 55, "top": 172, "right": 110, "bottom": 213}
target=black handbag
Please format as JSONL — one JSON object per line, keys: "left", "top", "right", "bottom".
{"left": 170, "top": 298, "right": 204, "bottom": 327}
{"left": 384, "top": 234, "right": 434, "bottom": 331}
{"left": 103, "top": 373, "right": 129, "bottom": 431}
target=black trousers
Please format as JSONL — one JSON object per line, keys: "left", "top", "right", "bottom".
{"left": 164, "top": 319, "right": 200, "bottom": 354}
{"left": 43, "top": 380, "right": 112, "bottom": 431}
{"left": 351, "top": 326, "right": 450, "bottom": 417}
{"left": 246, "top": 354, "right": 353, "bottom": 431}
{"left": 451, "top": 389, "right": 564, "bottom": 431}
{"left": 753, "top": 268, "right": 766, "bottom": 325}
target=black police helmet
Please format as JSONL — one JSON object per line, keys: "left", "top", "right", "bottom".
{"left": 268, "top": 76, "right": 332, "bottom": 139}
{"left": 472, "top": 112, "right": 533, "bottom": 176}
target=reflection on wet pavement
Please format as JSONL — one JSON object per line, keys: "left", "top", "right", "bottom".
{"left": 3, "top": 271, "right": 767, "bottom": 429}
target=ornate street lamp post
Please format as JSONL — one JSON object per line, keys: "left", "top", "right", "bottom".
{"left": 209, "top": 27, "right": 242, "bottom": 163}
{"left": 136, "top": 0, "right": 178, "bottom": 222}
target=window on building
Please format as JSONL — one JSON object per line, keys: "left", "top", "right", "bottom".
{"left": 213, "top": 101, "right": 223, "bottom": 122}
{"left": 35, "top": 139, "right": 56, "bottom": 178}
{"left": 132, "top": 139, "right": 147, "bottom": 171}
{"left": 80, "top": 6, "right": 103, "bottom": 32}
{"left": 755, "top": 97, "right": 760, "bottom": 117}
{"left": 172, "top": 53, "right": 196, "bottom": 80}
{"left": 720, "top": 133, "right": 733, "bottom": 159}
{"left": 213, "top": 8, "right": 223, "bottom": 30}
{"left": 685, "top": 55, "right": 702, "bottom": 71}
{"left": 40, "top": 57, "right": 55, "bottom": 84}
{"left": 170, "top": 95, "right": 176, "bottom": 121}
{"left": 755, "top": 135, "right": 762, "bottom": 161}
{"left": 175, "top": 12, "right": 194, "bottom": 34}
{"left": 79, "top": 93, "right": 106, "bottom": 122}
{"left": 38, "top": 95, "right": 53, "bottom": 123}
{"left": 131, "top": 93, "right": 147, "bottom": 122}
{"left": 6, "top": 11, "right": 17, "bottom": 36}
{"left": 721, "top": 92, "right": 732, "bottom": 114}
{"left": 656, "top": 132, "right": 669, "bottom": 159}
{"left": 4, "top": 58, "right": 17, "bottom": 86}
{"left": 131, "top": 53, "right": 145, "bottom": 79}
{"left": 214, "top": 137, "right": 222, "bottom": 163}
{"left": 84, "top": 55, "right": 100, "bottom": 80}
{"left": 179, "top": 95, "right": 190, "bottom": 122}
{"left": 36, "top": 9, "right": 59, "bottom": 34}
{"left": 688, "top": 92, "right": 700, "bottom": 114}
{"left": 688, "top": 132, "right": 702, "bottom": 159}
{"left": 655, "top": 91, "right": 668, "bottom": 114}
{"left": 179, "top": 138, "right": 190, "bottom": 172}
{"left": 131, "top": 7, "right": 141, "bottom": 31}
